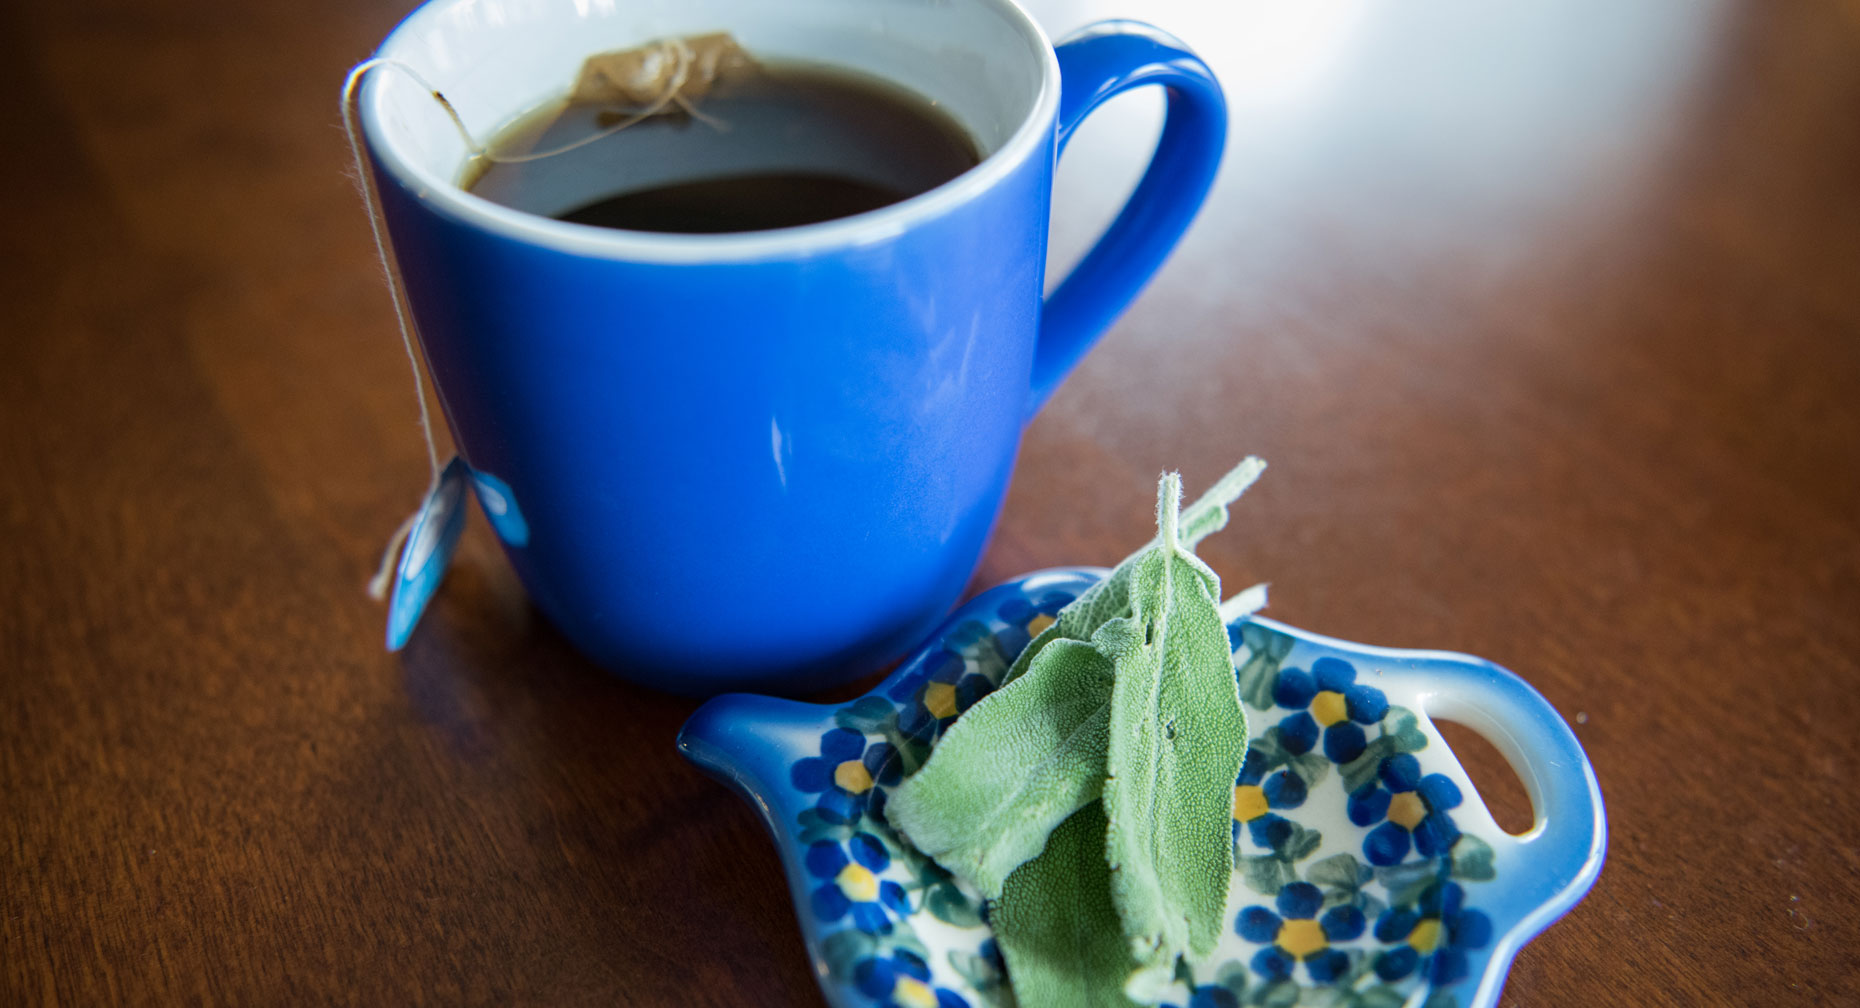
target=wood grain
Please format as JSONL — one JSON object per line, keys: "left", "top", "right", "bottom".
{"left": 4, "top": 0, "right": 1856, "bottom": 1004}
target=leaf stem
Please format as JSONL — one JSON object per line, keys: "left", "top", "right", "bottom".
{"left": 1177, "top": 457, "right": 1266, "bottom": 549}
{"left": 1157, "top": 471, "right": 1183, "bottom": 553}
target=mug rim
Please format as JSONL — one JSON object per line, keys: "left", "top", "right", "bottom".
{"left": 360, "top": 0, "right": 1062, "bottom": 264}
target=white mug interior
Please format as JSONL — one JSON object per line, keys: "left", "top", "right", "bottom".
{"left": 361, "top": 0, "right": 1060, "bottom": 259}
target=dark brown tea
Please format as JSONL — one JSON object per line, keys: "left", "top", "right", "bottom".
{"left": 466, "top": 60, "right": 981, "bottom": 234}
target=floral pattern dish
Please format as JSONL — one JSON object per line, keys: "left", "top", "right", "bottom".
{"left": 679, "top": 568, "right": 1605, "bottom": 1008}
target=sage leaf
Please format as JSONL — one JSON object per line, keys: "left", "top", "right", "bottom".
{"left": 885, "top": 638, "right": 1115, "bottom": 897}
{"left": 1101, "top": 473, "right": 1249, "bottom": 971}
{"left": 1001, "top": 458, "right": 1265, "bottom": 687}
{"left": 992, "top": 801, "right": 1139, "bottom": 1008}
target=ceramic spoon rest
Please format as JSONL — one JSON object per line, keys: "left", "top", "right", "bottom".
{"left": 679, "top": 568, "right": 1606, "bottom": 1008}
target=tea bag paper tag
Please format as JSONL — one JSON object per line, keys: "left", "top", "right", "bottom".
{"left": 386, "top": 456, "right": 471, "bottom": 650}
{"left": 570, "top": 32, "right": 754, "bottom": 110}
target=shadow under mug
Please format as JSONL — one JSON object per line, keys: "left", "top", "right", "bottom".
{"left": 360, "top": 0, "right": 1226, "bottom": 695}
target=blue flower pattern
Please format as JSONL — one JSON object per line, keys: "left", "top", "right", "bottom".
{"left": 1231, "top": 745, "right": 1307, "bottom": 850}
{"left": 1371, "top": 881, "right": 1494, "bottom": 987}
{"left": 853, "top": 949, "right": 974, "bottom": 1008}
{"left": 888, "top": 592, "right": 1073, "bottom": 747}
{"left": 783, "top": 584, "right": 1497, "bottom": 1008}
{"left": 1235, "top": 881, "right": 1366, "bottom": 983}
{"left": 1350, "top": 752, "right": 1465, "bottom": 866}
{"left": 1271, "top": 656, "right": 1390, "bottom": 765}
{"left": 806, "top": 833, "right": 913, "bottom": 935}
{"left": 793, "top": 728, "right": 904, "bottom": 826}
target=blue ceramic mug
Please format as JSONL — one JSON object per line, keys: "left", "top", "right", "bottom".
{"left": 359, "top": 0, "right": 1226, "bottom": 694}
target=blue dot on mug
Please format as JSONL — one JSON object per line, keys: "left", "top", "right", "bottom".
{"left": 468, "top": 467, "right": 530, "bottom": 547}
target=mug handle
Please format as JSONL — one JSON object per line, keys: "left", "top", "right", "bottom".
{"left": 1029, "top": 21, "right": 1228, "bottom": 417}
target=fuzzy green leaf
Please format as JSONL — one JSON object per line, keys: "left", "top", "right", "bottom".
{"left": 1100, "top": 474, "right": 1250, "bottom": 972}
{"left": 885, "top": 638, "right": 1116, "bottom": 898}
{"left": 1000, "top": 459, "right": 1266, "bottom": 688}
{"left": 991, "top": 802, "right": 1139, "bottom": 1008}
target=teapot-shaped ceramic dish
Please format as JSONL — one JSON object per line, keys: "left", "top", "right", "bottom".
{"left": 679, "top": 568, "right": 1605, "bottom": 1008}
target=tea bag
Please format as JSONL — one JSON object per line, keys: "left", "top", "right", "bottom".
{"left": 570, "top": 32, "right": 756, "bottom": 113}
{"left": 476, "top": 33, "right": 758, "bottom": 165}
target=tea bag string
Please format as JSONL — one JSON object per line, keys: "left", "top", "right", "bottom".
{"left": 341, "top": 59, "right": 447, "bottom": 599}
{"left": 342, "top": 50, "right": 717, "bottom": 598}
{"left": 347, "top": 44, "right": 709, "bottom": 179}
{"left": 338, "top": 49, "right": 704, "bottom": 487}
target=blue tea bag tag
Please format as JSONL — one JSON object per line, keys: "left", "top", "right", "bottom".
{"left": 470, "top": 468, "right": 529, "bottom": 547}
{"left": 386, "top": 456, "right": 470, "bottom": 650}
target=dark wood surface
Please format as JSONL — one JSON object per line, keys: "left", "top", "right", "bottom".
{"left": 5, "top": 0, "right": 1857, "bottom": 1003}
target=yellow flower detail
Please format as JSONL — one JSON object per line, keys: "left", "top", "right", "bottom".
{"left": 1233, "top": 784, "right": 1269, "bottom": 823}
{"left": 1277, "top": 918, "right": 1327, "bottom": 959}
{"left": 1388, "top": 791, "right": 1428, "bottom": 830}
{"left": 1027, "top": 613, "right": 1056, "bottom": 636}
{"left": 924, "top": 682, "right": 959, "bottom": 719}
{"left": 893, "top": 976, "right": 938, "bottom": 1008}
{"left": 1407, "top": 918, "right": 1443, "bottom": 953}
{"left": 1311, "top": 689, "right": 1349, "bottom": 727}
{"left": 836, "top": 863, "right": 880, "bottom": 903}
{"left": 834, "top": 759, "right": 874, "bottom": 794}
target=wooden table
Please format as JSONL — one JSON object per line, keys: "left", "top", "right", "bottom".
{"left": 5, "top": 0, "right": 1856, "bottom": 1003}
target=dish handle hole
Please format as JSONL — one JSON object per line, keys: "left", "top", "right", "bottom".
{"left": 1433, "top": 718, "right": 1535, "bottom": 837}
